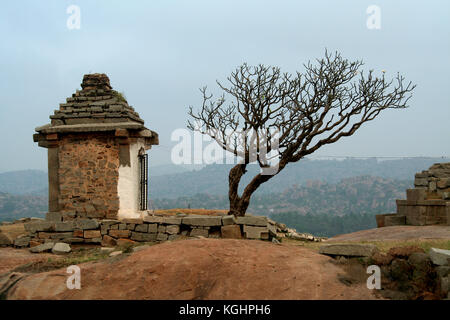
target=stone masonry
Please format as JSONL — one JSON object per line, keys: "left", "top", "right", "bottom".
{"left": 33, "top": 74, "right": 158, "bottom": 221}
{"left": 376, "top": 163, "right": 450, "bottom": 227}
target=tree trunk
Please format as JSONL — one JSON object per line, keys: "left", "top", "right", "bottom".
{"left": 228, "top": 163, "right": 247, "bottom": 216}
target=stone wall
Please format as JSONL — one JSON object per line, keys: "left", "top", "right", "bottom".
{"left": 12, "top": 214, "right": 322, "bottom": 248}
{"left": 376, "top": 163, "right": 450, "bottom": 227}
{"left": 57, "top": 133, "right": 120, "bottom": 221}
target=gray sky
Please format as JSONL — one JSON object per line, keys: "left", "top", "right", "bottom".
{"left": 0, "top": 0, "right": 449, "bottom": 172}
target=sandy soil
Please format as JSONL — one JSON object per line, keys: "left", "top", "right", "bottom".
{"left": 3, "top": 238, "right": 377, "bottom": 300}
{"left": 326, "top": 225, "right": 450, "bottom": 242}
{"left": 0, "top": 247, "right": 57, "bottom": 274}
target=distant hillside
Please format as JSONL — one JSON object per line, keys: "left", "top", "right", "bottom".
{"left": 153, "top": 175, "right": 411, "bottom": 216}
{"left": 0, "top": 170, "right": 47, "bottom": 195}
{"left": 0, "top": 192, "right": 47, "bottom": 222}
{"left": 150, "top": 157, "right": 446, "bottom": 198}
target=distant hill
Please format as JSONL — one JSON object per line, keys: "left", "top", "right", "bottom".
{"left": 150, "top": 157, "right": 448, "bottom": 198}
{"left": 0, "top": 170, "right": 47, "bottom": 195}
{"left": 0, "top": 192, "right": 47, "bottom": 222}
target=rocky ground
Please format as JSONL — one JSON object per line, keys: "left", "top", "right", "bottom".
{"left": 1, "top": 238, "right": 377, "bottom": 300}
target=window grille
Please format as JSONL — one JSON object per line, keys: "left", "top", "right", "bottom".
{"left": 139, "top": 153, "right": 148, "bottom": 210}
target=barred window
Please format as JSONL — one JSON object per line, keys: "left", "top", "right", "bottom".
{"left": 138, "top": 150, "right": 148, "bottom": 211}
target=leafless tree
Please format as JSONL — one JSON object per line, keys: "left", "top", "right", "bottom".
{"left": 188, "top": 51, "right": 416, "bottom": 216}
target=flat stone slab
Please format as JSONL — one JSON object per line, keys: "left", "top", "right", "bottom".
{"left": 319, "top": 244, "right": 378, "bottom": 257}
{"left": 429, "top": 248, "right": 450, "bottom": 266}
{"left": 182, "top": 216, "right": 222, "bottom": 227}
{"left": 236, "top": 216, "right": 268, "bottom": 227}
{"left": 30, "top": 242, "right": 54, "bottom": 253}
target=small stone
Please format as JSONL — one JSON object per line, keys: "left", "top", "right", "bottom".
{"left": 100, "top": 247, "right": 115, "bottom": 253}
{"left": 29, "top": 242, "right": 54, "bottom": 253}
{"left": 429, "top": 248, "right": 450, "bottom": 266}
{"left": 52, "top": 242, "right": 71, "bottom": 254}
{"left": 101, "top": 235, "right": 117, "bottom": 247}
{"left": 109, "top": 251, "right": 123, "bottom": 257}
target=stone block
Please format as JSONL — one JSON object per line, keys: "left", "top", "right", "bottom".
{"left": 182, "top": 216, "right": 222, "bottom": 227}
{"left": 109, "top": 229, "right": 131, "bottom": 239}
{"left": 406, "top": 188, "right": 427, "bottom": 201}
{"left": 143, "top": 216, "right": 164, "bottom": 224}
{"left": 429, "top": 248, "right": 450, "bottom": 266}
{"left": 52, "top": 242, "right": 71, "bottom": 254}
{"left": 165, "top": 225, "right": 180, "bottom": 235}
{"left": 24, "top": 221, "right": 55, "bottom": 233}
{"left": 46, "top": 212, "right": 62, "bottom": 222}
{"left": 243, "top": 225, "right": 268, "bottom": 239}
{"left": 135, "top": 224, "right": 148, "bottom": 233}
{"left": 100, "top": 219, "right": 120, "bottom": 227}
{"left": 101, "top": 235, "right": 117, "bottom": 247}
{"left": 126, "top": 224, "right": 136, "bottom": 231}
{"left": 414, "top": 178, "right": 429, "bottom": 187}
{"left": 236, "top": 216, "right": 268, "bottom": 227}
{"left": 156, "top": 233, "right": 168, "bottom": 241}
{"left": 221, "top": 225, "right": 242, "bottom": 239}
{"left": 74, "top": 219, "right": 99, "bottom": 230}
{"left": 84, "top": 238, "right": 102, "bottom": 244}
{"left": 157, "top": 225, "right": 166, "bottom": 233}
{"left": 131, "top": 232, "right": 157, "bottom": 242}
{"left": 222, "top": 215, "right": 237, "bottom": 226}
{"left": 319, "top": 244, "right": 379, "bottom": 257}
{"left": 384, "top": 215, "right": 406, "bottom": 226}
{"left": 161, "top": 217, "right": 182, "bottom": 225}
{"left": 29, "top": 242, "right": 54, "bottom": 253}
{"left": 190, "top": 228, "right": 209, "bottom": 237}
{"left": 66, "top": 238, "right": 85, "bottom": 243}
{"left": 122, "top": 218, "right": 143, "bottom": 224}
{"left": 55, "top": 221, "right": 75, "bottom": 232}
{"left": 84, "top": 230, "right": 101, "bottom": 238}
{"left": 147, "top": 224, "right": 157, "bottom": 233}
{"left": 118, "top": 223, "right": 127, "bottom": 230}
{"left": 50, "top": 232, "right": 73, "bottom": 240}
{"left": 168, "top": 234, "right": 180, "bottom": 241}
{"left": 14, "top": 236, "right": 30, "bottom": 247}
{"left": 73, "top": 229, "right": 83, "bottom": 237}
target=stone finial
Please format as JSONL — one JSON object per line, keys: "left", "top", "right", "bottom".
{"left": 81, "top": 73, "right": 112, "bottom": 91}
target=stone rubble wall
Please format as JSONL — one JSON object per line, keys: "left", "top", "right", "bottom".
{"left": 57, "top": 133, "right": 120, "bottom": 221}
{"left": 10, "top": 214, "right": 322, "bottom": 248}
{"left": 376, "top": 163, "right": 450, "bottom": 227}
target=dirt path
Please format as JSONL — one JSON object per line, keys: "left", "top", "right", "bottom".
{"left": 3, "top": 239, "right": 378, "bottom": 300}
{"left": 327, "top": 225, "right": 450, "bottom": 242}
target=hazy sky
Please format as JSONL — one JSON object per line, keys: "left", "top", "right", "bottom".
{"left": 0, "top": 0, "right": 449, "bottom": 172}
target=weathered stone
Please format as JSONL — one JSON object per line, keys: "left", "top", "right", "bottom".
{"left": 222, "top": 215, "right": 237, "bottom": 226}
{"left": 109, "top": 229, "right": 131, "bottom": 238}
{"left": 131, "top": 232, "right": 156, "bottom": 242}
{"left": 221, "top": 225, "right": 242, "bottom": 239}
{"left": 118, "top": 223, "right": 127, "bottom": 230}
{"left": 161, "top": 217, "right": 182, "bottom": 225}
{"left": 267, "top": 223, "right": 277, "bottom": 236}
{"left": 143, "top": 216, "right": 164, "bottom": 224}
{"left": 84, "top": 238, "right": 102, "bottom": 244}
{"left": 236, "top": 216, "right": 268, "bottom": 227}
{"left": 55, "top": 221, "right": 75, "bottom": 232}
{"left": 441, "top": 277, "right": 449, "bottom": 295}
{"left": 122, "top": 218, "right": 143, "bottom": 224}
{"left": 209, "top": 230, "right": 221, "bottom": 238}
{"left": 243, "top": 225, "right": 269, "bottom": 239}
{"left": 435, "top": 266, "right": 450, "bottom": 278}
{"left": 116, "top": 238, "right": 136, "bottom": 246}
{"left": 101, "top": 235, "right": 117, "bottom": 247}
{"left": 109, "top": 251, "right": 122, "bottom": 257}
{"left": 100, "top": 219, "right": 120, "bottom": 226}
{"left": 66, "top": 238, "right": 85, "bottom": 243}
{"left": 319, "top": 244, "right": 379, "bottom": 257}
{"left": 14, "top": 236, "right": 30, "bottom": 247}
{"left": 429, "top": 248, "right": 450, "bottom": 266}
{"left": 29, "top": 242, "right": 54, "bottom": 253}
{"left": 147, "top": 224, "right": 158, "bottom": 233}
{"left": 135, "top": 224, "right": 148, "bottom": 233}
{"left": 406, "top": 188, "right": 427, "bottom": 201}
{"left": 46, "top": 212, "right": 62, "bottom": 222}
{"left": 132, "top": 245, "right": 151, "bottom": 252}
{"left": 52, "top": 242, "right": 71, "bottom": 254}
{"left": 156, "top": 233, "right": 168, "bottom": 241}
{"left": 50, "top": 232, "right": 73, "bottom": 240}
{"left": 182, "top": 216, "right": 222, "bottom": 227}
{"left": 168, "top": 234, "right": 180, "bottom": 241}
{"left": 384, "top": 215, "right": 406, "bottom": 226}
{"left": 84, "top": 230, "right": 101, "bottom": 238}
{"left": 29, "top": 240, "right": 42, "bottom": 247}
{"left": 0, "top": 232, "right": 12, "bottom": 246}
{"left": 189, "top": 228, "right": 209, "bottom": 238}
{"left": 165, "top": 225, "right": 180, "bottom": 235}
{"left": 73, "top": 229, "right": 83, "bottom": 237}
{"left": 157, "top": 225, "right": 166, "bottom": 233}
{"left": 74, "top": 219, "right": 99, "bottom": 230}
{"left": 24, "top": 221, "right": 54, "bottom": 233}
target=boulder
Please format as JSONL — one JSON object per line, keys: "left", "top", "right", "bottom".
{"left": 319, "top": 244, "right": 378, "bottom": 257}
{"left": 52, "top": 242, "right": 71, "bottom": 254}
{"left": 29, "top": 242, "right": 54, "bottom": 253}
{"left": 429, "top": 248, "right": 450, "bottom": 266}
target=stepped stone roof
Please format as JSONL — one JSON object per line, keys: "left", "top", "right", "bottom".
{"left": 36, "top": 73, "right": 155, "bottom": 135}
